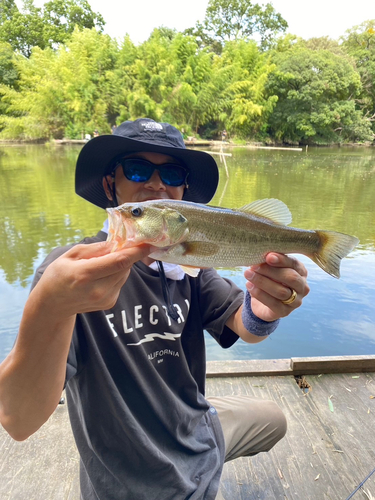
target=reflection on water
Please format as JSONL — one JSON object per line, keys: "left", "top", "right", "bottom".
{"left": 0, "top": 144, "right": 374, "bottom": 362}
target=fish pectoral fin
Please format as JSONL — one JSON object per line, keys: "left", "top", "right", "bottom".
{"left": 182, "top": 241, "right": 220, "bottom": 257}
{"left": 179, "top": 265, "right": 201, "bottom": 277}
{"left": 177, "top": 242, "right": 219, "bottom": 277}
{"left": 238, "top": 198, "right": 292, "bottom": 226}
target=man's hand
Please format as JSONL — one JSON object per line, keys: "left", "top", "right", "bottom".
{"left": 36, "top": 241, "right": 152, "bottom": 318}
{"left": 244, "top": 253, "right": 310, "bottom": 322}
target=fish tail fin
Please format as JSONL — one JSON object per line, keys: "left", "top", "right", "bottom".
{"left": 311, "top": 231, "right": 359, "bottom": 278}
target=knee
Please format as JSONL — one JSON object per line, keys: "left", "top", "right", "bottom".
{"left": 266, "top": 400, "right": 287, "bottom": 447}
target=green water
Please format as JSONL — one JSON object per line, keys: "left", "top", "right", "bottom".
{"left": 0, "top": 144, "right": 374, "bottom": 361}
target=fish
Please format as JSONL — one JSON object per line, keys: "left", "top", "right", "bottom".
{"left": 106, "top": 198, "right": 359, "bottom": 278}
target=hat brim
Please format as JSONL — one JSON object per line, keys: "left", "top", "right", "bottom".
{"left": 75, "top": 135, "right": 219, "bottom": 208}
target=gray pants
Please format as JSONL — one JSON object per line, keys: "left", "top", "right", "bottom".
{"left": 208, "top": 396, "right": 287, "bottom": 500}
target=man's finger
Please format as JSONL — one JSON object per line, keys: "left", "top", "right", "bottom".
{"left": 90, "top": 244, "right": 152, "bottom": 277}
{"left": 66, "top": 241, "right": 117, "bottom": 259}
{"left": 264, "top": 253, "right": 308, "bottom": 278}
{"left": 64, "top": 242, "right": 152, "bottom": 279}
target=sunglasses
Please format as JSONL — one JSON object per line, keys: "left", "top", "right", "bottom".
{"left": 116, "top": 158, "right": 188, "bottom": 187}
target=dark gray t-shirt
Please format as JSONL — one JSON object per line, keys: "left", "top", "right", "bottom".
{"left": 33, "top": 232, "right": 244, "bottom": 500}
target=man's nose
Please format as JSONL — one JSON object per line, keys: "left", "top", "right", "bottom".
{"left": 144, "top": 169, "right": 166, "bottom": 189}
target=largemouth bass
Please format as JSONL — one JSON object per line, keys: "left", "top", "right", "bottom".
{"left": 106, "top": 198, "right": 359, "bottom": 278}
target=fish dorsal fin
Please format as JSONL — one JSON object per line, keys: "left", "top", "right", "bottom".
{"left": 239, "top": 198, "right": 292, "bottom": 226}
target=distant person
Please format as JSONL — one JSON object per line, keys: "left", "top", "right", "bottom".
{"left": 0, "top": 118, "right": 309, "bottom": 500}
{"left": 221, "top": 129, "right": 227, "bottom": 142}
{"left": 93, "top": 129, "right": 99, "bottom": 137}
{"left": 111, "top": 124, "right": 117, "bottom": 134}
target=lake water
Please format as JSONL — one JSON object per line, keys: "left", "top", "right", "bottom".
{"left": 0, "top": 143, "right": 374, "bottom": 363}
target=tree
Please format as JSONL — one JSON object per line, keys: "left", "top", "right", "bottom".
{"left": 266, "top": 47, "right": 374, "bottom": 144}
{"left": 42, "top": 0, "right": 105, "bottom": 47}
{"left": 301, "top": 36, "right": 346, "bottom": 56}
{"left": 0, "top": 0, "right": 45, "bottom": 57}
{"left": 342, "top": 20, "right": 375, "bottom": 128}
{"left": 0, "top": 29, "right": 118, "bottom": 139}
{"left": 185, "top": 0, "right": 287, "bottom": 53}
{"left": 197, "top": 40, "right": 277, "bottom": 138}
{"left": 0, "top": 42, "right": 19, "bottom": 127}
{"left": 0, "top": 0, "right": 19, "bottom": 22}
{"left": 0, "top": 0, "right": 105, "bottom": 57}
{"left": 0, "top": 42, "right": 19, "bottom": 87}
{"left": 123, "top": 29, "right": 178, "bottom": 122}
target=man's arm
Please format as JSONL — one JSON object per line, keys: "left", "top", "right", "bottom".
{"left": 0, "top": 241, "right": 150, "bottom": 441}
{"left": 226, "top": 253, "right": 310, "bottom": 344}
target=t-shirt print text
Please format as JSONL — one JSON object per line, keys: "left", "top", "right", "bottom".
{"left": 105, "top": 299, "right": 190, "bottom": 338}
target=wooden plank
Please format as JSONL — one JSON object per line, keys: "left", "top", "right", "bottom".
{"left": 202, "top": 151, "right": 233, "bottom": 157}
{"left": 206, "top": 359, "right": 292, "bottom": 377}
{"left": 291, "top": 355, "right": 375, "bottom": 374}
{"left": 206, "top": 355, "right": 375, "bottom": 378}
{"left": 246, "top": 145, "right": 303, "bottom": 151}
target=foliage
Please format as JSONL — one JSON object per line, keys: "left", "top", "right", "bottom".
{"left": 0, "top": 0, "right": 19, "bottom": 22}
{"left": 0, "top": 0, "right": 105, "bottom": 57}
{"left": 299, "top": 36, "right": 347, "bottom": 57}
{"left": 0, "top": 41, "right": 18, "bottom": 87}
{"left": 185, "top": 0, "right": 288, "bottom": 53}
{"left": 0, "top": 0, "right": 45, "bottom": 57}
{"left": 0, "top": 1, "right": 374, "bottom": 145}
{"left": 1, "top": 29, "right": 117, "bottom": 139}
{"left": 197, "top": 40, "right": 277, "bottom": 138}
{"left": 266, "top": 46, "right": 374, "bottom": 143}
{"left": 341, "top": 20, "right": 375, "bottom": 129}
{"left": 0, "top": 42, "right": 19, "bottom": 127}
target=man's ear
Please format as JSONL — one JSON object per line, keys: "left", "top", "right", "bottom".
{"left": 103, "top": 176, "right": 114, "bottom": 201}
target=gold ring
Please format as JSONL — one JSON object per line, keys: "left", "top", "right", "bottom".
{"left": 281, "top": 288, "right": 297, "bottom": 305}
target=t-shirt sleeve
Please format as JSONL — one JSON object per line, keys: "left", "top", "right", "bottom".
{"left": 197, "top": 268, "right": 244, "bottom": 348}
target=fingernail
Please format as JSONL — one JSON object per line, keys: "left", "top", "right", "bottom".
{"left": 246, "top": 270, "right": 255, "bottom": 280}
{"left": 268, "top": 255, "right": 279, "bottom": 264}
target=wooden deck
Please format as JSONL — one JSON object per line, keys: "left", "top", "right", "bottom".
{"left": 1, "top": 356, "right": 375, "bottom": 499}
{"left": 207, "top": 359, "right": 375, "bottom": 500}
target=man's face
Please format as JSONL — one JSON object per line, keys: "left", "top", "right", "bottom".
{"left": 103, "top": 152, "right": 186, "bottom": 205}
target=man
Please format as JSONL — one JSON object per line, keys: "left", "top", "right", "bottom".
{"left": 0, "top": 118, "right": 309, "bottom": 499}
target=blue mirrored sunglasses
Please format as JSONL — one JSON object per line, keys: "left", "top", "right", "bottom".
{"left": 116, "top": 158, "right": 188, "bottom": 187}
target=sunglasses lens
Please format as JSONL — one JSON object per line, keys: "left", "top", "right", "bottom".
{"left": 121, "top": 159, "right": 187, "bottom": 186}
{"left": 122, "top": 160, "right": 152, "bottom": 182}
{"left": 159, "top": 165, "right": 187, "bottom": 186}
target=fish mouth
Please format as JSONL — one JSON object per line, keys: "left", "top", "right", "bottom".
{"left": 107, "top": 209, "right": 134, "bottom": 249}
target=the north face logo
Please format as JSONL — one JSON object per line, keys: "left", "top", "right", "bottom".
{"left": 140, "top": 121, "right": 163, "bottom": 132}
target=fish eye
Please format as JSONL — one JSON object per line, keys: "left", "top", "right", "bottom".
{"left": 131, "top": 206, "right": 143, "bottom": 217}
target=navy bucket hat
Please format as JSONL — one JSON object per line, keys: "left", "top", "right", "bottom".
{"left": 75, "top": 118, "right": 219, "bottom": 208}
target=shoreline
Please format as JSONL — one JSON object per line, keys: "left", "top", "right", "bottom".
{"left": 0, "top": 138, "right": 373, "bottom": 148}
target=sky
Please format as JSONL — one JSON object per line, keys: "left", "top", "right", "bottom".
{"left": 17, "top": 0, "right": 375, "bottom": 45}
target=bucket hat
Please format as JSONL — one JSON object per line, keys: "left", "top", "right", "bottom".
{"left": 75, "top": 118, "right": 219, "bottom": 208}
